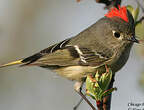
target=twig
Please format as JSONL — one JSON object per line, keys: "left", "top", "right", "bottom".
{"left": 96, "top": 100, "right": 103, "bottom": 110}
{"left": 73, "top": 97, "right": 83, "bottom": 110}
{"left": 93, "top": 75, "right": 115, "bottom": 110}
{"left": 135, "top": 16, "right": 144, "bottom": 26}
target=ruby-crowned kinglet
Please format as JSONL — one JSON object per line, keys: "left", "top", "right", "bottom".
{"left": 0, "top": 6, "right": 139, "bottom": 110}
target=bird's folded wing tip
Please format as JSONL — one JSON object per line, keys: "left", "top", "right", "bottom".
{"left": 0, "top": 59, "right": 23, "bottom": 68}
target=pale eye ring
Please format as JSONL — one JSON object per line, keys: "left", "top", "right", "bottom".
{"left": 112, "top": 31, "right": 121, "bottom": 39}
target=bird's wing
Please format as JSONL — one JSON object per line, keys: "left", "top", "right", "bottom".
{"left": 22, "top": 39, "right": 112, "bottom": 67}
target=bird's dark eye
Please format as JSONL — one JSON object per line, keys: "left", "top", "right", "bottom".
{"left": 113, "top": 31, "right": 121, "bottom": 38}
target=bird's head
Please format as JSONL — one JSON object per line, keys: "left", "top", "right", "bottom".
{"left": 96, "top": 6, "right": 139, "bottom": 48}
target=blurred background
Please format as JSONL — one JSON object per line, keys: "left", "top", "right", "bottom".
{"left": 0, "top": 0, "right": 144, "bottom": 110}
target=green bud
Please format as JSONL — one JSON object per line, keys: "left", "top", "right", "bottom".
{"left": 86, "top": 67, "right": 116, "bottom": 101}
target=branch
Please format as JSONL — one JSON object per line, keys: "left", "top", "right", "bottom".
{"left": 96, "top": 101, "right": 103, "bottom": 110}
{"left": 77, "top": 0, "right": 121, "bottom": 9}
{"left": 135, "top": 16, "right": 144, "bottom": 26}
{"left": 95, "top": 75, "right": 115, "bottom": 110}
{"left": 102, "top": 75, "right": 115, "bottom": 110}
{"left": 95, "top": 0, "right": 121, "bottom": 9}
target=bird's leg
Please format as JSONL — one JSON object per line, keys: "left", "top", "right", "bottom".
{"left": 74, "top": 82, "right": 96, "bottom": 110}
{"left": 73, "top": 83, "right": 84, "bottom": 110}
{"left": 73, "top": 97, "right": 83, "bottom": 110}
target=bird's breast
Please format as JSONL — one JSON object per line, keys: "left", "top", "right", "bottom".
{"left": 109, "top": 43, "right": 133, "bottom": 73}
{"left": 54, "top": 66, "right": 97, "bottom": 81}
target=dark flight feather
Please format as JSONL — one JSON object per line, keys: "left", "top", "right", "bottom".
{"left": 22, "top": 39, "right": 70, "bottom": 65}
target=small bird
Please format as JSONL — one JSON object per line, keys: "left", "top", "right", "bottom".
{"left": 0, "top": 6, "right": 139, "bottom": 110}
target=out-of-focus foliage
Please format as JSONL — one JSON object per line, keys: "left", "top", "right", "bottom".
{"left": 127, "top": 5, "right": 144, "bottom": 41}
{"left": 127, "top": 4, "right": 144, "bottom": 91}
{"left": 136, "top": 21, "right": 144, "bottom": 42}
{"left": 127, "top": 5, "right": 139, "bottom": 22}
{"left": 139, "top": 72, "right": 144, "bottom": 90}
{"left": 127, "top": 5, "right": 144, "bottom": 44}
{"left": 135, "top": 20, "right": 144, "bottom": 57}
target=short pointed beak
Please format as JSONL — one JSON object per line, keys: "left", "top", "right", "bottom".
{"left": 128, "top": 36, "right": 139, "bottom": 43}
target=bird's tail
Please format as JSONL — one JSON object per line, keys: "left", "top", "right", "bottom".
{"left": 0, "top": 52, "right": 43, "bottom": 68}
{"left": 0, "top": 59, "right": 23, "bottom": 68}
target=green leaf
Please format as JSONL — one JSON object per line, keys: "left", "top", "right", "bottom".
{"left": 86, "top": 91, "right": 96, "bottom": 100}
{"left": 134, "top": 6, "right": 140, "bottom": 21}
{"left": 101, "top": 87, "right": 117, "bottom": 98}
{"left": 127, "top": 5, "right": 134, "bottom": 13}
{"left": 86, "top": 75, "right": 100, "bottom": 97}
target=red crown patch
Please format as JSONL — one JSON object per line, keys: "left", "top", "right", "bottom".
{"left": 105, "top": 6, "right": 128, "bottom": 22}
